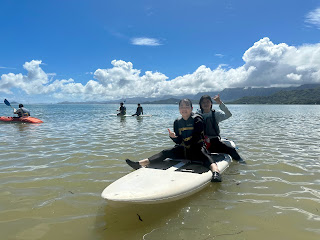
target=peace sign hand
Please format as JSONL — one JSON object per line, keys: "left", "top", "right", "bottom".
{"left": 168, "top": 129, "right": 177, "bottom": 138}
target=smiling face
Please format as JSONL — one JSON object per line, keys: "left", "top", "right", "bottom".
{"left": 200, "top": 98, "right": 212, "bottom": 113}
{"left": 179, "top": 101, "right": 193, "bottom": 120}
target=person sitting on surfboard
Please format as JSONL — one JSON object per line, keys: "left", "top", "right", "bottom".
{"left": 117, "top": 102, "right": 126, "bottom": 116}
{"left": 126, "top": 98, "right": 222, "bottom": 182}
{"left": 199, "top": 95, "right": 245, "bottom": 164}
{"left": 14, "top": 104, "right": 31, "bottom": 118}
{"left": 132, "top": 103, "right": 143, "bottom": 116}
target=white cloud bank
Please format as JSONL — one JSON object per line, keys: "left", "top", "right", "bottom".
{"left": 1, "top": 37, "right": 320, "bottom": 102}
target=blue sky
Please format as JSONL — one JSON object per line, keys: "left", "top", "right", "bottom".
{"left": 1, "top": 0, "right": 320, "bottom": 103}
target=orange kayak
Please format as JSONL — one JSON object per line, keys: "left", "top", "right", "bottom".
{"left": 0, "top": 116, "right": 43, "bottom": 123}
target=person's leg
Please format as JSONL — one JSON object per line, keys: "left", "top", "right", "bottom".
{"left": 126, "top": 146, "right": 184, "bottom": 169}
{"left": 209, "top": 138, "right": 245, "bottom": 163}
{"left": 190, "top": 147, "right": 222, "bottom": 182}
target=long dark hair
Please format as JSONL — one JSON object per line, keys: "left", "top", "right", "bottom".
{"left": 199, "top": 95, "right": 212, "bottom": 112}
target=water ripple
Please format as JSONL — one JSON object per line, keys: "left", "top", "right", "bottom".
{"left": 1, "top": 104, "right": 320, "bottom": 239}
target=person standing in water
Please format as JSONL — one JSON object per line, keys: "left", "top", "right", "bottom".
{"left": 117, "top": 102, "right": 126, "bottom": 116}
{"left": 132, "top": 103, "right": 143, "bottom": 116}
{"left": 14, "top": 104, "right": 31, "bottom": 117}
{"left": 126, "top": 98, "right": 222, "bottom": 182}
{"left": 199, "top": 95, "right": 245, "bottom": 164}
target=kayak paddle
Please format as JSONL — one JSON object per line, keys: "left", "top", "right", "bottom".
{"left": 4, "top": 99, "right": 16, "bottom": 112}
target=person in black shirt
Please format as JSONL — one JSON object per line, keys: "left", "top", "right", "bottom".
{"left": 117, "top": 102, "right": 126, "bottom": 116}
{"left": 132, "top": 103, "right": 143, "bottom": 116}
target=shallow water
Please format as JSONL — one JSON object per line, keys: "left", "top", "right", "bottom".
{"left": 0, "top": 103, "right": 320, "bottom": 240}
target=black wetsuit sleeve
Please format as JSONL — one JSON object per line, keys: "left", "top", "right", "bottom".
{"left": 171, "top": 120, "right": 182, "bottom": 144}
{"left": 189, "top": 117, "right": 205, "bottom": 148}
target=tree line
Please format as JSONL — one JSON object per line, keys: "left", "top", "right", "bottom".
{"left": 228, "top": 87, "right": 320, "bottom": 104}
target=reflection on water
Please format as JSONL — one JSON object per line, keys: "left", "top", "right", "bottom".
{"left": 0, "top": 104, "right": 320, "bottom": 240}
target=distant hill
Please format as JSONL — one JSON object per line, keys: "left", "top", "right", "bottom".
{"left": 58, "top": 101, "right": 109, "bottom": 104}
{"left": 198, "top": 84, "right": 320, "bottom": 102}
{"left": 142, "top": 98, "right": 181, "bottom": 104}
{"left": 1, "top": 101, "right": 18, "bottom": 104}
{"left": 141, "top": 84, "right": 320, "bottom": 104}
{"left": 144, "top": 84, "right": 320, "bottom": 104}
{"left": 56, "top": 83, "right": 320, "bottom": 105}
{"left": 228, "top": 86, "right": 320, "bottom": 104}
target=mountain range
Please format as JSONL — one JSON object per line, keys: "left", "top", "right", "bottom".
{"left": 140, "top": 84, "right": 320, "bottom": 104}
{"left": 57, "top": 83, "right": 320, "bottom": 105}
{"left": 228, "top": 86, "right": 320, "bottom": 104}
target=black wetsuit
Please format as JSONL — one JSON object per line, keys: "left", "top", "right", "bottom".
{"left": 203, "top": 110, "right": 241, "bottom": 160}
{"left": 117, "top": 106, "right": 126, "bottom": 115}
{"left": 132, "top": 106, "right": 143, "bottom": 116}
{"left": 148, "top": 114, "right": 215, "bottom": 169}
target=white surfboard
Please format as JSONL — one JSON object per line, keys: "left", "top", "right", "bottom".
{"left": 101, "top": 154, "right": 231, "bottom": 204}
{"left": 101, "top": 139, "right": 235, "bottom": 204}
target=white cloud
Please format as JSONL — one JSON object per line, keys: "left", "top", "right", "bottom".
{"left": 305, "top": 7, "right": 320, "bottom": 28}
{"left": 0, "top": 60, "right": 73, "bottom": 95}
{"left": 94, "top": 60, "right": 141, "bottom": 87}
{"left": 131, "top": 37, "right": 162, "bottom": 46}
{"left": 241, "top": 37, "right": 320, "bottom": 87}
{"left": 1, "top": 37, "right": 320, "bottom": 102}
{"left": 215, "top": 53, "right": 224, "bottom": 58}
{"left": 286, "top": 73, "right": 302, "bottom": 81}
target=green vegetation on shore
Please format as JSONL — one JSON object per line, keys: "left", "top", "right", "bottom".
{"left": 228, "top": 87, "right": 320, "bottom": 104}
{"left": 142, "top": 98, "right": 181, "bottom": 104}
{"left": 142, "top": 86, "right": 320, "bottom": 105}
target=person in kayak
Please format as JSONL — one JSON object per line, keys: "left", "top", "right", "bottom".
{"left": 126, "top": 98, "right": 222, "bottom": 182}
{"left": 117, "top": 102, "right": 126, "bottom": 116}
{"left": 199, "top": 94, "right": 245, "bottom": 163}
{"left": 13, "top": 104, "right": 31, "bottom": 117}
{"left": 132, "top": 103, "right": 143, "bottom": 116}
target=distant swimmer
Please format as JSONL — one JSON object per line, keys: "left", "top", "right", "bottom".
{"left": 117, "top": 102, "right": 126, "bottom": 116}
{"left": 14, "top": 104, "right": 31, "bottom": 117}
{"left": 132, "top": 103, "right": 143, "bottom": 116}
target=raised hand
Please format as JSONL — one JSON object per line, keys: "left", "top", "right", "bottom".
{"left": 168, "top": 128, "right": 177, "bottom": 138}
{"left": 213, "top": 94, "right": 222, "bottom": 104}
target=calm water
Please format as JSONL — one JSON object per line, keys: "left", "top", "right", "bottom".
{"left": 0, "top": 103, "right": 320, "bottom": 240}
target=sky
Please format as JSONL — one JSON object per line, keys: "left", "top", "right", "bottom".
{"left": 1, "top": 0, "right": 320, "bottom": 103}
